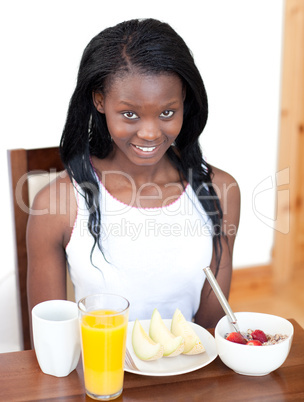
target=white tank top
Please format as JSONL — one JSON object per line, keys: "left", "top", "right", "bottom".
{"left": 66, "top": 178, "right": 213, "bottom": 321}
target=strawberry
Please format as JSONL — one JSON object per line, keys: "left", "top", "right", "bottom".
{"left": 226, "top": 332, "right": 248, "bottom": 345}
{"left": 251, "top": 329, "right": 268, "bottom": 344}
{"left": 247, "top": 340, "right": 262, "bottom": 346}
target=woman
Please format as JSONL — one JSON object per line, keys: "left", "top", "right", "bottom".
{"left": 27, "top": 18, "right": 240, "bottom": 328}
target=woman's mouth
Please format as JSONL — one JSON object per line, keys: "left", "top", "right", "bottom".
{"left": 130, "top": 141, "right": 166, "bottom": 158}
{"left": 134, "top": 145, "right": 156, "bottom": 152}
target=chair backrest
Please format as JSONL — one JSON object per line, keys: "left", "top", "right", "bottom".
{"left": 8, "top": 147, "right": 75, "bottom": 350}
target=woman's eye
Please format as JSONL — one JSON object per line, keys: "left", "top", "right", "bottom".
{"left": 160, "top": 110, "right": 174, "bottom": 118}
{"left": 123, "top": 112, "right": 138, "bottom": 119}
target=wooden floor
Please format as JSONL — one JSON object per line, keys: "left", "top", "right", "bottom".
{"left": 229, "top": 265, "right": 304, "bottom": 328}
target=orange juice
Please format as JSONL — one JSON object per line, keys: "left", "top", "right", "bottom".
{"left": 80, "top": 309, "right": 128, "bottom": 397}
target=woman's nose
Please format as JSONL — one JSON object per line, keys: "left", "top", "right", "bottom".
{"left": 137, "top": 121, "right": 162, "bottom": 141}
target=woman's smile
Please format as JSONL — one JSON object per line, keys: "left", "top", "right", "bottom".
{"left": 130, "top": 141, "right": 165, "bottom": 157}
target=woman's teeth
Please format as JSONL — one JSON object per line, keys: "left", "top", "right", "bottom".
{"left": 135, "top": 145, "right": 156, "bottom": 152}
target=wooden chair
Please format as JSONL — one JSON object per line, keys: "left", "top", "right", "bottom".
{"left": 8, "top": 147, "right": 74, "bottom": 350}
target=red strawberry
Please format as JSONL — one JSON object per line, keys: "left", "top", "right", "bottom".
{"left": 247, "top": 340, "right": 262, "bottom": 346}
{"left": 226, "top": 332, "right": 248, "bottom": 345}
{"left": 251, "top": 329, "right": 268, "bottom": 344}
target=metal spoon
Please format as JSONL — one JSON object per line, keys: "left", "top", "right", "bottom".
{"left": 203, "top": 266, "right": 240, "bottom": 333}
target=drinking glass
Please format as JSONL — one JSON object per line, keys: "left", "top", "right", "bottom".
{"left": 78, "top": 293, "right": 130, "bottom": 401}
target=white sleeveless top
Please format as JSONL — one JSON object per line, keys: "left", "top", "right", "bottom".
{"left": 66, "top": 178, "right": 213, "bottom": 321}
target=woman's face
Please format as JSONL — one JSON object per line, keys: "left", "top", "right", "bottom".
{"left": 93, "top": 72, "right": 185, "bottom": 168}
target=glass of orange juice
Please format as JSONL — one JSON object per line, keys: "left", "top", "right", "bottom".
{"left": 78, "top": 294, "right": 130, "bottom": 400}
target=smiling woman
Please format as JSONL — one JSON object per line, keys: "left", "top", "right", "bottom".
{"left": 27, "top": 18, "right": 240, "bottom": 330}
{"left": 92, "top": 73, "right": 185, "bottom": 169}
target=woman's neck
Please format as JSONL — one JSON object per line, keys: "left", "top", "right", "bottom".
{"left": 92, "top": 150, "right": 180, "bottom": 188}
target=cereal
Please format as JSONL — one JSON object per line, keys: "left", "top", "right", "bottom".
{"left": 244, "top": 329, "right": 288, "bottom": 346}
{"left": 224, "top": 329, "right": 288, "bottom": 345}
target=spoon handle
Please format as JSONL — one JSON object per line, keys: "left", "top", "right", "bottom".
{"left": 203, "top": 266, "right": 240, "bottom": 332}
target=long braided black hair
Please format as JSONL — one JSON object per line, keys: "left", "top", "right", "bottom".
{"left": 60, "top": 18, "right": 224, "bottom": 275}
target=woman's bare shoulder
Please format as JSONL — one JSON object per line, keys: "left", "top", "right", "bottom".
{"left": 31, "top": 171, "right": 75, "bottom": 209}
{"left": 210, "top": 165, "right": 238, "bottom": 187}
{"left": 210, "top": 165, "right": 241, "bottom": 230}
{"left": 210, "top": 165, "right": 240, "bottom": 203}
{"left": 29, "top": 171, "right": 77, "bottom": 247}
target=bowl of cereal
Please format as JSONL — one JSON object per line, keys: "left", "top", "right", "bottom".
{"left": 214, "top": 312, "right": 294, "bottom": 376}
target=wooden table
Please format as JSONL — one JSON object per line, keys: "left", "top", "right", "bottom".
{"left": 1, "top": 319, "right": 304, "bottom": 402}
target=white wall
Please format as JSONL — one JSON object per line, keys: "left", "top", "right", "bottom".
{"left": 0, "top": 0, "right": 284, "bottom": 352}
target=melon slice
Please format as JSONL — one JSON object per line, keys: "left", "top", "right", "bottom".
{"left": 132, "top": 319, "right": 164, "bottom": 361}
{"left": 171, "top": 309, "right": 205, "bottom": 355}
{"left": 149, "top": 309, "right": 184, "bottom": 357}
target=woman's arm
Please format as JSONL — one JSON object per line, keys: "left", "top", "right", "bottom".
{"left": 26, "top": 174, "right": 76, "bottom": 314}
{"left": 195, "top": 166, "right": 241, "bottom": 328}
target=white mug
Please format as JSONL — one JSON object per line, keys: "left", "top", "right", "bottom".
{"left": 32, "top": 300, "right": 81, "bottom": 377}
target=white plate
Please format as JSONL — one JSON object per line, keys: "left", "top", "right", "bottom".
{"left": 125, "top": 319, "right": 218, "bottom": 376}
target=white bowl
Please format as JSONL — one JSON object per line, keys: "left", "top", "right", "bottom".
{"left": 215, "top": 312, "right": 294, "bottom": 376}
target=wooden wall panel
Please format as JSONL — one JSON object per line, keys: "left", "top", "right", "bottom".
{"left": 273, "top": 0, "right": 304, "bottom": 283}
